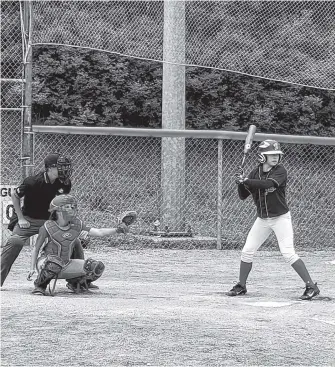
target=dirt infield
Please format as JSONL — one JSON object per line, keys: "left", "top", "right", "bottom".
{"left": 1, "top": 247, "right": 334, "bottom": 366}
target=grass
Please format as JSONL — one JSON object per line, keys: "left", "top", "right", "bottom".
{"left": 1, "top": 246, "right": 334, "bottom": 367}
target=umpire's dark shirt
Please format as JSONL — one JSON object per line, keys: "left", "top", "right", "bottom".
{"left": 15, "top": 172, "right": 71, "bottom": 220}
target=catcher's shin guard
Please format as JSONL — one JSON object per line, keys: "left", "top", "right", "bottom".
{"left": 84, "top": 258, "right": 105, "bottom": 282}
{"left": 67, "top": 259, "right": 105, "bottom": 293}
{"left": 34, "top": 255, "right": 64, "bottom": 290}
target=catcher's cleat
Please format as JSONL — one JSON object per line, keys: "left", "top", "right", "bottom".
{"left": 227, "top": 282, "right": 247, "bottom": 296}
{"left": 66, "top": 282, "right": 82, "bottom": 294}
{"left": 32, "top": 286, "right": 46, "bottom": 296}
{"left": 86, "top": 282, "right": 99, "bottom": 290}
{"left": 299, "top": 283, "right": 320, "bottom": 300}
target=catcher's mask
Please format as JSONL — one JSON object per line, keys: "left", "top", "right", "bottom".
{"left": 257, "top": 140, "right": 283, "bottom": 164}
{"left": 44, "top": 153, "right": 72, "bottom": 182}
{"left": 49, "top": 194, "right": 78, "bottom": 222}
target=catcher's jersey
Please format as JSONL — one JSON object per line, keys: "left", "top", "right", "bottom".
{"left": 41, "top": 218, "right": 90, "bottom": 263}
{"left": 244, "top": 164, "right": 289, "bottom": 218}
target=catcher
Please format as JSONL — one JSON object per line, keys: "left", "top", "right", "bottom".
{"left": 27, "top": 194, "right": 137, "bottom": 295}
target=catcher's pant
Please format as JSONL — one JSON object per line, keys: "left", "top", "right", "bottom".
{"left": 37, "top": 257, "right": 86, "bottom": 280}
{"left": 1, "top": 216, "right": 84, "bottom": 286}
{"left": 241, "top": 211, "right": 299, "bottom": 265}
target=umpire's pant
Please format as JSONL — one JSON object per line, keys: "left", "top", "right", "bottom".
{"left": 1, "top": 217, "right": 45, "bottom": 286}
{"left": 1, "top": 217, "right": 84, "bottom": 286}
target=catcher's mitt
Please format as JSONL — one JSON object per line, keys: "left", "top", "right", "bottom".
{"left": 116, "top": 211, "right": 137, "bottom": 234}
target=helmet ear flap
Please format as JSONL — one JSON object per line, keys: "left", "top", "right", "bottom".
{"left": 258, "top": 153, "right": 266, "bottom": 163}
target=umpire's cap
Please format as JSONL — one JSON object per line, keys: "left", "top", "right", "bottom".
{"left": 44, "top": 153, "right": 72, "bottom": 181}
{"left": 44, "top": 153, "right": 60, "bottom": 168}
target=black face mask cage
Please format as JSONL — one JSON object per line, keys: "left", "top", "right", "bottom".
{"left": 57, "top": 157, "right": 72, "bottom": 181}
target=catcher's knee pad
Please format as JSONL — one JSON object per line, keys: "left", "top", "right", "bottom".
{"left": 84, "top": 258, "right": 105, "bottom": 282}
{"left": 241, "top": 250, "right": 254, "bottom": 263}
{"left": 35, "top": 255, "right": 64, "bottom": 288}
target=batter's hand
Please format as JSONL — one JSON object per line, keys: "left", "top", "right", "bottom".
{"left": 234, "top": 173, "right": 247, "bottom": 184}
{"left": 18, "top": 218, "right": 30, "bottom": 229}
{"left": 27, "top": 270, "right": 35, "bottom": 281}
{"left": 236, "top": 167, "right": 244, "bottom": 177}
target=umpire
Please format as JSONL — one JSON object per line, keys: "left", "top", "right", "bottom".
{"left": 0, "top": 153, "right": 81, "bottom": 286}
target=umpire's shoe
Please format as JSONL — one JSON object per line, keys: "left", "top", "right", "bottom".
{"left": 227, "top": 282, "right": 247, "bottom": 296}
{"left": 299, "top": 282, "right": 320, "bottom": 300}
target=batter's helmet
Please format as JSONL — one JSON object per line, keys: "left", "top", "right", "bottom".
{"left": 44, "top": 153, "right": 72, "bottom": 182}
{"left": 257, "top": 140, "right": 283, "bottom": 163}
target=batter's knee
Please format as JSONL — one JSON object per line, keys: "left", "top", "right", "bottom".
{"left": 281, "top": 251, "right": 299, "bottom": 265}
{"left": 241, "top": 250, "right": 254, "bottom": 263}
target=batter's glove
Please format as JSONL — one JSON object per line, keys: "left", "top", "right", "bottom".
{"left": 116, "top": 211, "right": 137, "bottom": 234}
{"left": 234, "top": 167, "right": 246, "bottom": 184}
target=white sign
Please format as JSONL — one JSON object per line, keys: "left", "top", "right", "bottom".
{"left": 0, "top": 186, "right": 16, "bottom": 244}
{"left": 1, "top": 186, "right": 16, "bottom": 224}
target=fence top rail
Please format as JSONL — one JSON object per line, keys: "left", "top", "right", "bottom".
{"left": 32, "top": 125, "right": 335, "bottom": 146}
{"left": 0, "top": 78, "right": 25, "bottom": 82}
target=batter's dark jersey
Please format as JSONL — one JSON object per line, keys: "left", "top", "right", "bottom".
{"left": 15, "top": 172, "right": 72, "bottom": 220}
{"left": 238, "top": 164, "right": 289, "bottom": 218}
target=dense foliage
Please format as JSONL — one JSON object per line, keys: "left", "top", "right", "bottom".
{"left": 32, "top": 46, "right": 335, "bottom": 136}
{"left": 2, "top": 1, "right": 335, "bottom": 136}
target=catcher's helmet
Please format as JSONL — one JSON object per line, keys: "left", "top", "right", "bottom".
{"left": 257, "top": 140, "right": 283, "bottom": 163}
{"left": 44, "top": 153, "right": 72, "bottom": 182}
{"left": 49, "top": 194, "right": 77, "bottom": 213}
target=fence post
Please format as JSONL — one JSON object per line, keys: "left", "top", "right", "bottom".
{"left": 217, "top": 139, "right": 223, "bottom": 249}
{"left": 161, "top": 0, "right": 186, "bottom": 231}
{"left": 22, "top": 0, "right": 33, "bottom": 178}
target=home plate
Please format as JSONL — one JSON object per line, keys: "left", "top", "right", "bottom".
{"left": 241, "top": 301, "right": 294, "bottom": 308}
{"left": 312, "top": 318, "right": 335, "bottom": 326}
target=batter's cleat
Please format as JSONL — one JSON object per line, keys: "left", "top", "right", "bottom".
{"left": 299, "top": 283, "right": 320, "bottom": 300}
{"left": 227, "top": 282, "right": 247, "bottom": 296}
{"left": 32, "top": 286, "right": 46, "bottom": 296}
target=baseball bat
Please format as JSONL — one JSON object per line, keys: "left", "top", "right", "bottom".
{"left": 241, "top": 124, "right": 257, "bottom": 168}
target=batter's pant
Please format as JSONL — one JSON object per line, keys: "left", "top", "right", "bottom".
{"left": 1, "top": 217, "right": 84, "bottom": 286}
{"left": 241, "top": 211, "right": 299, "bottom": 265}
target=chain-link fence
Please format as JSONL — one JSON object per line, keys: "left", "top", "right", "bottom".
{"left": 1, "top": 1, "right": 23, "bottom": 80}
{"left": 30, "top": 131, "right": 335, "bottom": 250}
{"left": 1, "top": 1, "right": 24, "bottom": 244}
{"left": 32, "top": 1, "right": 335, "bottom": 89}
{"left": 1, "top": 1, "right": 335, "bottom": 250}
{"left": 1, "top": 1, "right": 23, "bottom": 181}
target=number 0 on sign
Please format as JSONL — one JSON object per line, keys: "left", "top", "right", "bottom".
{"left": 3, "top": 202, "right": 14, "bottom": 224}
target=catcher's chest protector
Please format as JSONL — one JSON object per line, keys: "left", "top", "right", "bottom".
{"left": 43, "top": 219, "right": 83, "bottom": 263}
